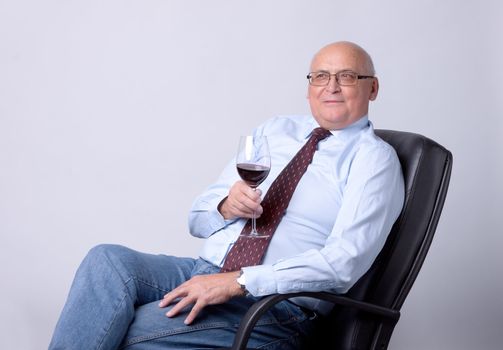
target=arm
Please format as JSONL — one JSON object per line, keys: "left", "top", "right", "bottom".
{"left": 161, "top": 180, "right": 264, "bottom": 325}
{"left": 188, "top": 160, "right": 264, "bottom": 238}
{"left": 242, "top": 145, "right": 405, "bottom": 296}
{"left": 163, "top": 129, "right": 268, "bottom": 324}
{"left": 189, "top": 116, "right": 288, "bottom": 238}
{"left": 188, "top": 126, "right": 268, "bottom": 238}
{"left": 187, "top": 158, "right": 240, "bottom": 238}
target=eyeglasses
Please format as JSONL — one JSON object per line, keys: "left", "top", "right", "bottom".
{"left": 306, "top": 70, "right": 374, "bottom": 86}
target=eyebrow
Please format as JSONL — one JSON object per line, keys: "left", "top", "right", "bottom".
{"left": 311, "top": 68, "right": 356, "bottom": 73}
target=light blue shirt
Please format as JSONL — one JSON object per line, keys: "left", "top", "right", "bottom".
{"left": 188, "top": 115, "right": 404, "bottom": 313}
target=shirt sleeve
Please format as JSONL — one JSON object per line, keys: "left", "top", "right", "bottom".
{"left": 242, "top": 144, "right": 405, "bottom": 296}
{"left": 187, "top": 157, "right": 240, "bottom": 238}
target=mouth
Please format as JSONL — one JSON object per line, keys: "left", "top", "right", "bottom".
{"left": 323, "top": 99, "right": 344, "bottom": 104}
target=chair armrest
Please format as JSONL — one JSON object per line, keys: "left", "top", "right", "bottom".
{"left": 229, "top": 292, "right": 400, "bottom": 350}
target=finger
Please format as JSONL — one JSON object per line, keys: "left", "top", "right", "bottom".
{"left": 159, "top": 287, "right": 186, "bottom": 308}
{"left": 241, "top": 196, "right": 263, "bottom": 216}
{"left": 236, "top": 197, "right": 258, "bottom": 214}
{"left": 158, "top": 296, "right": 171, "bottom": 308}
{"left": 246, "top": 187, "right": 262, "bottom": 200}
{"left": 235, "top": 182, "right": 262, "bottom": 201}
{"left": 225, "top": 183, "right": 264, "bottom": 218}
{"left": 227, "top": 197, "right": 255, "bottom": 216}
{"left": 240, "top": 188, "right": 262, "bottom": 206}
{"left": 183, "top": 300, "right": 205, "bottom": 325}
{"left": 232, "top": 201, "right": 262, "bottom": 218}
{"left": 166, "top": 295, "right": 195, "bottom": 318}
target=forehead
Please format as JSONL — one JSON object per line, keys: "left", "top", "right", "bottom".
{"left": 310, "top": 45, "right": 367, "bottom": 72}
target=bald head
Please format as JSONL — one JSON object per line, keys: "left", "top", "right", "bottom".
{"left": 310, "top": 41, "right": 375, "bottom": 76}
{"left": 307, "top": 41, "right": 379, "bottom": 130}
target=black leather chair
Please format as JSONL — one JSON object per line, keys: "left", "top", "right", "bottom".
{"left": 227, "top": 129, "right": 453, "bottom": 350}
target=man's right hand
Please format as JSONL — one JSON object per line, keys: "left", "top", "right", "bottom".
{"left": 218, "top": 181, "right": 263, "bottom": 220}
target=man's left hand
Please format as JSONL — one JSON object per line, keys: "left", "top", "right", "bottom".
{"left": 158, "top": 271, "right": 244, "bottom": 325}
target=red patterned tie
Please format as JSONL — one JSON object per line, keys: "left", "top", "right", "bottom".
{"left": 221, "top": 127, "right": 332, "bottom": 272}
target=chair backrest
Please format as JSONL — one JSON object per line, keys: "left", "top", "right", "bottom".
{"left": 320, "top": 129, "right": 453, "bottom": 349}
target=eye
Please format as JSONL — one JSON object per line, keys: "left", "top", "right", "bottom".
{"left": 339, "top": 72, "right": 355, "bottom": 79}
{"left": 312, "top": 72, "right": 329, "bottom": 81}
{"left": 336, "top": 71, "right": 358, "bottom": 85}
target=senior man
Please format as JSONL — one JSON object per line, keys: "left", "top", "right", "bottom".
{"left": 49, "top": 41, "right": 404, "bottom": 350}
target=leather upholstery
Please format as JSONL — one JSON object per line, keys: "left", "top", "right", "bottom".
{"left": 323, "top": 129, "right": 453, "bottom": 349}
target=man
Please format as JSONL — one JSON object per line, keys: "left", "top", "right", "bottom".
{"left": 49, "top": 41, "right": 404, "bottom": 350}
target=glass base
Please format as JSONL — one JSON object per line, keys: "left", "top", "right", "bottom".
{"left": 239, "top": 233, "right": 269, "bottom": 239}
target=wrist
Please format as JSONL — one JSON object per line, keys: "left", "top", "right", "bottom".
{"left": 236, "top": 269, "right": 250, "bottom": 297}
{"left": 218, "top": 197, "right": 235, "bottom": 220}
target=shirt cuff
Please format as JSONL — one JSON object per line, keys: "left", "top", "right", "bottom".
{"left": 207, "top": 206, "right": 226, "bottom": 230}
{"left": 242, "top": 265, "right": 277, "bottom": 296}
{"left": 205, "top": 206, "right": 239, "bottom": 235}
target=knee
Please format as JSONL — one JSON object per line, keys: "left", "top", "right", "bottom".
{"left": 71, "top": 244, "right": 139, "bottom": 301}
{"left": 84, "top": 244, "right": 135, "bottom": 271}
{"left": 87, "top": 243, "right": 127, "bottom": 258}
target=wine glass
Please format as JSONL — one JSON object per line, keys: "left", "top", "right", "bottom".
{"left": 236, "top": 135, "right": 271, "bottom": 239}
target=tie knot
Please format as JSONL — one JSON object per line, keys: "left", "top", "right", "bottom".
{"left": 310, "top": 127, "right": 332, "bottom": 142}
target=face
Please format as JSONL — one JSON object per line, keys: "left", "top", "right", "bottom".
{"left": 307, "top": 43, "right": 379, "bottom": 130}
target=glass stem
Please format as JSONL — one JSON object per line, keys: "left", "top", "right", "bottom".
{"left": 251, "top": 210, "right": 257, "bottom": 235}
{"left": 251, "top": 187, "right": 258, "bottom": 236}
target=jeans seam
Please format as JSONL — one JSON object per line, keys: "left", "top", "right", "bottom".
{"left": 133, "top": 276, "right": 171, "bottom": 294}
{"left": 121, "top": 322, "right": 235, "bottom": 347}
{"left": 98, "top": 248, "right": 169, "bottom": 294}
{"left": 121, "top": 310, "right": 305, "bottom": 348}
{"left": 95, "top": 249, "right": 135, "bottom": 350}
{"left": 96, "top": 281, "right": 131, "bottom": 350}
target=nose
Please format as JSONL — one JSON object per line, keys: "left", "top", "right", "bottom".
{"left": 325, "top": 76, "right": 341, "bottom": 93}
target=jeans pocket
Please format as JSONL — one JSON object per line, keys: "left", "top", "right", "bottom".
{"left": 190, "top": 258, "right": 221, "bottom": 276}
{"left": 267, "top": 300, "right": 309, "bottom": 325}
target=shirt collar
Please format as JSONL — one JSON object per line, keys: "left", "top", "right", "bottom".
{"left": 303, "top": 115, "right": 370, "bottom": 140}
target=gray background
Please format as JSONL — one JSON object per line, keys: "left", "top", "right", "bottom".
{"left": 1, "top": 0, "right": 502, "bottom": 349}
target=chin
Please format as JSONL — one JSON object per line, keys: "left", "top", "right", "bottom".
{"left": 319, "top": 117, "right": 349, "bottom": 130}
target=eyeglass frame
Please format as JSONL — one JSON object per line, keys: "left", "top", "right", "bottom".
{"left": 306, "top": 70, "right": 375, "bottom": 86}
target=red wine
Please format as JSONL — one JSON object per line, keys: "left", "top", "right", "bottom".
{"left": 237, "top": 163, "right": 270, "bottom": 187}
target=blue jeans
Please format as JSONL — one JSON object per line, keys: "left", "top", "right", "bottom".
{"left": 49, "top": 244, "right": 315, "bottom": 349}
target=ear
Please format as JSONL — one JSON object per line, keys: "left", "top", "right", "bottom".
{"left": 369, "top": 78, "right": 379, "bottom": 101}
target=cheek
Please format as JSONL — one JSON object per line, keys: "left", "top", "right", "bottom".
{"left": 307, "top": 92, "right": 321, "bottom": 110}
{"left": 307, "top": 87, "right": 318, "bottom": 101}
{"left": 345, "top": 97, "right": 369, "bottom": 116}
{"left": 342, "top": 90, "right": 364, "bottom": 106}
{"left": 308, "top": 84, "right": 327, "bottom": 97}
